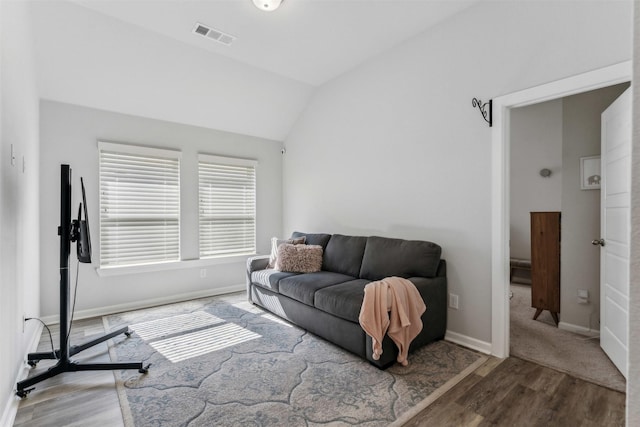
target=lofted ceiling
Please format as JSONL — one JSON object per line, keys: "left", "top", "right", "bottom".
{"left": 72, "top": 0, "right": 482, "bottom": 86}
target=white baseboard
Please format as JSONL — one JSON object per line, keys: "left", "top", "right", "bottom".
{"left": 558, "top": 321, "right": 600, "bottom": 338}
{"left": 445, "top": 330, "right": 492, "bottom": 355}
{"left": 1, "top": 322, "right": 44, "bottom": 427}
{"left": 40, "top": 284, "right": 245, "bottom": 325}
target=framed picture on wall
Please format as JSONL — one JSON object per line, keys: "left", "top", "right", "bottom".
{"left": 580, "top": 156, "right": 601, "bottom": 190}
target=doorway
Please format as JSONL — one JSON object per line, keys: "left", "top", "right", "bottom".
{"left": 507, "top": 84, "right": 628, "bottom": 391}
{"left": 490, "top": 61, "right": 632, "bottom": 360}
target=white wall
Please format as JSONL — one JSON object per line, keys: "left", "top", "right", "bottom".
{"left": 29, "top": 1, "right": 314, "bottom": 142}
{"left": 39, "top": 101, "right": 283, "bottom": 318}
{"left": 0, "top": 1, "right": 40, "bottom": 425}
{"left": 560, "top": 84, "right": 629, "bottom": 332}
{"left": 283, "top": 1, "right": 632, "bottom": 344}
{"left": 510, "top": 100, "right": 563, "bottom": 260}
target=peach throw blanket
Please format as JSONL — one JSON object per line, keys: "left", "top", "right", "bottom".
{"left": 358, "top": 277, "right": 426, "bottom": 366}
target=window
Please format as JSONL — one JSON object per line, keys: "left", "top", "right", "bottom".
{"left": 198, "top": 154, "right": 256, "bottom": 258}
{"left": 99, "top": 142, "right": 181, "bottom": 267}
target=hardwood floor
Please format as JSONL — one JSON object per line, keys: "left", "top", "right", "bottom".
{"left": 14, "top": 318, "right": 125, "bottom": 427}
{"left": 406, "top": 357, "right": 625, "bottom": 427}
{"left": 14, "top": 318, "right": 625, "bottom": 426}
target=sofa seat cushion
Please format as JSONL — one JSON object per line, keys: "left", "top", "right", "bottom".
{"left": 251, "top": 269, "right": 300, "bottom": 293}
{"left": 278, "top": 271, "right": 356, "bottom": 306}
{"left": 314, "top": 279, "right": 370, "bottom": 323}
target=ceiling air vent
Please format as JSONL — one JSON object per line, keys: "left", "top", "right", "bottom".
{"left": 192, "top": 23, "right": 236, "bottom": 46}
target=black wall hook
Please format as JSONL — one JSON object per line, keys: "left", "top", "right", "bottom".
{"left": 472, "top": 98, "right": 492, "bottom": 127}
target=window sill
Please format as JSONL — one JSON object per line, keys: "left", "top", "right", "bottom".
{"left": 96, "top": 254, "right": 256, "bottom": 277}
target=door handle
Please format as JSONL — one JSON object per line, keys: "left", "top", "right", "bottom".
{"left": 592, "top": 239, "right": 605, "bottom": 247}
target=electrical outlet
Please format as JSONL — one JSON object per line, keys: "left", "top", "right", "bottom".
{"left": 449, "top": 293, "right": 459, "bottom": 310}
{"left": 200, "top": 269, "right": 207, "bottom": 278}
{"left": 577, "top": 289, "right": 589, "bottom": 304}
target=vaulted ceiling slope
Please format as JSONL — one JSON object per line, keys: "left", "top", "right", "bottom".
{"left": 71, "top": 0, "right": 481, "bottom": 86}
{"left": 30, "top": 1, "right": 480, "bottom": 141}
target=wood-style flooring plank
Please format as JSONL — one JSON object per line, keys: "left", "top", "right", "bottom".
{"left": 404, "top": 357, "right": 503, "bottom": 427}
{"left": 410, "top": 356, "right": 625, "bottom": 427}
{"left": 476, "top": 383, "right": 554, "bottom": 427}
{"left": 15, "top": 317, "right": 126, "bottom": 427}
{"left": 402, "top": 374, "right": 486, "bottom": 427}
{"left": 473, "top": 356, "right": 504, "bottom": 377}
{"left": 524, "top": 363, "right": 567, "bottom": 397}
{"left": 545, "top": 375, "right": 625, "bottom": 427}
{"left": 455, "top": 358, "right": 537, "bottom": 416}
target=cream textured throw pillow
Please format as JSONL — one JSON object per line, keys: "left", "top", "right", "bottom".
{"left": 275, "top": 243, "right": 323, "bottom": 273}
{"left": 268, "top": 236, "right": 306, "bottom": 268}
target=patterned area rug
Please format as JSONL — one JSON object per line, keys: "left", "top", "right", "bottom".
{"left": 104, "top": 293, "right": 485, "bottom": 426}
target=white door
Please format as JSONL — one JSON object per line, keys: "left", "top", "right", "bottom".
{"left": 599, "top": 87, "right": 631, "bottom": 378}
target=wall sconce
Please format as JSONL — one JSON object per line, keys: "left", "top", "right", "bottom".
{"left": 539, "top": 168, "right": 552, "bottom": 178}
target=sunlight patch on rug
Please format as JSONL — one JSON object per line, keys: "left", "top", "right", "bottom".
{"left": 129, "top": 311, "right": 224, "bottom": 340}
{"left": 149, "top": 322, "right": 261, "bottom": 363}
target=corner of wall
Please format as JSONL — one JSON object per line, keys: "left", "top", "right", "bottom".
{"left": 0, "top": 0, "right": 41, "bottom": 421}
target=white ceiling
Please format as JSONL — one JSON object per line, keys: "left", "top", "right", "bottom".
{"left": 72, "top": 0, "right": 482, "bottom": 86}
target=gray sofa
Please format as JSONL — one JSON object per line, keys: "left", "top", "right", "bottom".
{"left": 246, "top": 232, "right": 447, "bottom": 368}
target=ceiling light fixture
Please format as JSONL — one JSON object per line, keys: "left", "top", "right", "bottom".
{"left": 252, "top": 0, "right": 283, "bottom": 12}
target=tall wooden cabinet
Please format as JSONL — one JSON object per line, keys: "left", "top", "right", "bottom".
{"left": 530, "top": 211, "right": 561, "bottom": 325}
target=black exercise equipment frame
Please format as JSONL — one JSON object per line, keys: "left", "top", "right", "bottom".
{"left": 16, "top": 165, "right": 148, "bottom": 398}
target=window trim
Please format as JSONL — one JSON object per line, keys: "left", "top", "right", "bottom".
{"left": 95, "top": 254, "right": 254, "bottom": 277}
{"left": 198, "top": 153, "right": 258, "bottom": 169}
{"left": 99, "top": 141, "right": 182, "bottom": 160}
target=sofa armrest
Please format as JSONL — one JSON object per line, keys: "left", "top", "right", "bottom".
{"left": 436, "top": 259, "right": 447, "bottom": 277}
{"left": 366, "top": 274, "right": 447, "bottom": 367}
{"left": 247, "top": 254, "right": 270, "bottom": 273}
{"left": 246, "top": 255, "right": 270, "bottom": 300}
{"left": 408, "top": 275, "right": 448, "bottom": 348}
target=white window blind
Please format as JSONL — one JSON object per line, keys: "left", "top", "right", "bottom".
{"left": 199, "top": 154, "right": 256, "bottom": 258}
{"left": 99, "top": 142, "right": 181, "bottom": 267}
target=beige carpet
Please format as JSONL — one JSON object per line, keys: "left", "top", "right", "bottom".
{"left": 510, "top": 284, "right": 625, "bottom": 392}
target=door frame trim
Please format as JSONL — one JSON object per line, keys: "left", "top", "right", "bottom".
{"left": 491, "top": 61, "right": 632, "bottom": 358}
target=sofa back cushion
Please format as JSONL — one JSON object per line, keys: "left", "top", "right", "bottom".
{"left": 359, "top": 236, "right": 442, "bottom": 280}
{"left": 323, "top": 234, "right": 367, "bottom": 277}
{"left": 290, "top": 231, "right": 332, "bottom": 250}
